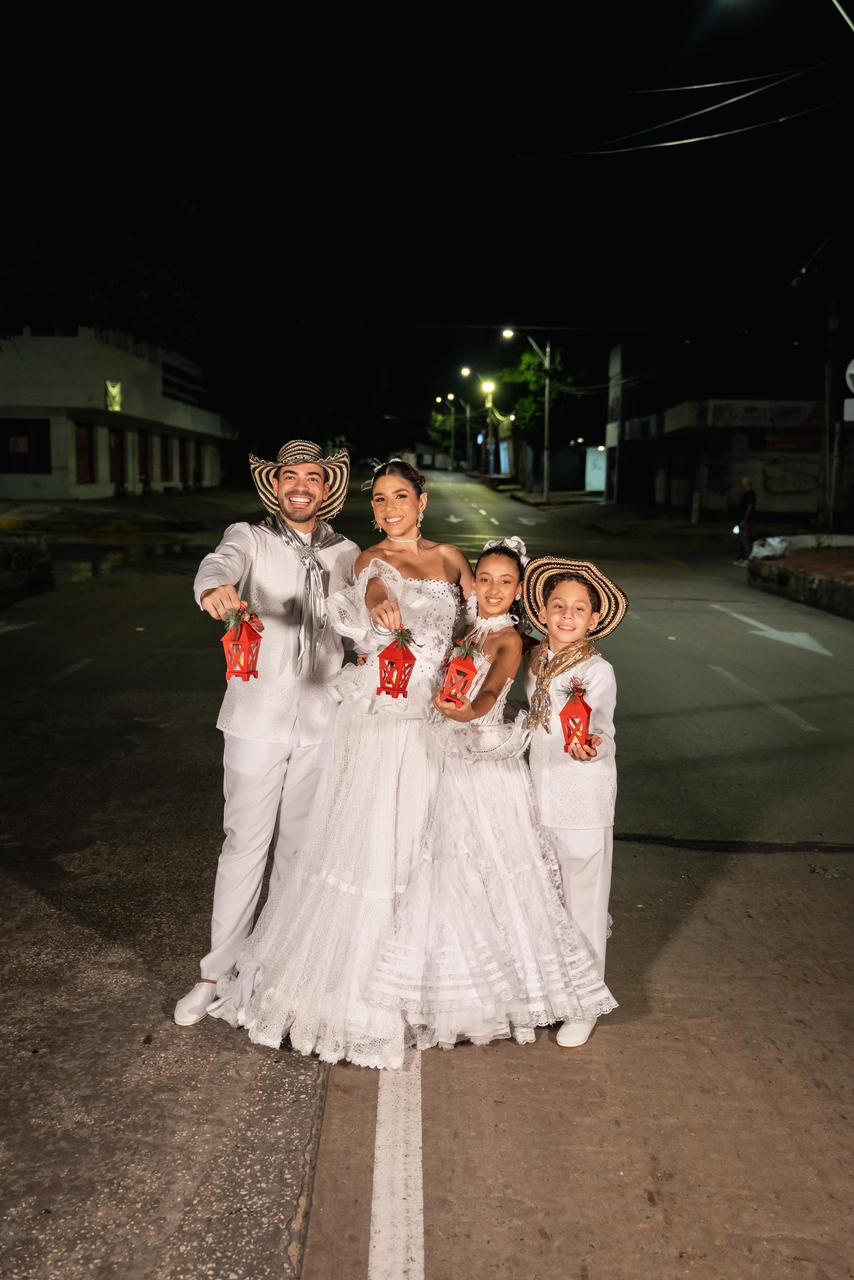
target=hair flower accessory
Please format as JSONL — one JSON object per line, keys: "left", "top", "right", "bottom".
{"left": 481, "top": 535, "right": 530, "bottom": 567}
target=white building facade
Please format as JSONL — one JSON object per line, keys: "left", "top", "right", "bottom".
{"left": 0, "top": 328, "right": 236, "bottom": 500}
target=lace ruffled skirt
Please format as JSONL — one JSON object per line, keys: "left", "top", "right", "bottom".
{"left": 366, "top": 735, "right": 617, "bottom": 1050}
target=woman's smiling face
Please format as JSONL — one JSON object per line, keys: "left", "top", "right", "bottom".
{"left": 371, "top": 474, "right": 426, "bottom": 537}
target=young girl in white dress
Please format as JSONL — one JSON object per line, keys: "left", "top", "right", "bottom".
{"left": 366, "top": 538, "right": 617, "bottom": 1049}
{"left": 209, "top": 460, "right": 472, "bottom": 1069}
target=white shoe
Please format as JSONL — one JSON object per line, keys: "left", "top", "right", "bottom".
{"left": 174, "top": 981, "right": 218, "bottom": 1026}
{"left": 556, "top": 1019, "right": 595, "bottom": 1048}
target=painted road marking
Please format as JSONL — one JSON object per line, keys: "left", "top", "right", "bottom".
{"left": 0, "top": 621, "right": 45, "bottom": 637}
{"left": 367, "top": 1049, "right": 424, "bottom": 1280}
{"left": 478, "top": 509, "right": 488, "bottom": 517}
{"left": 445, "top": 514, "right": 463, "bottom": 523}
{"left": 46, "top": 658, "right": 94, "bottom": 684}
{"left": 709, "top": 664, "right": 820, "bottom": 733}
{"left": 518, "top": 517, "right": 546, "bottom": 526}
{"left": 709, "top": 604, "right": 833, "bottom": 656}
{"left": 490, "top": 517, "right": 500, "bottom": 525}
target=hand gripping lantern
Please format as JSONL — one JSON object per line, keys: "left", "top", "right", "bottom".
{"left": 377, "top": 628, "right": 417, "bottom": 699}
{"left": 559, "top": 676, "right": 591, "bottom": 752}
{"left": 440, "top": 640, "right": 479, "bottom": 708}
{"left": 222, "top": 608, "right": 262, "bottom": 682}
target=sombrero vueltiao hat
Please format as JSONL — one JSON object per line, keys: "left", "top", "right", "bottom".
{"left": 522, "top": 557, "right": 628, "bottom": 641}
{"left": 249, "top": 440, "right": 350, "bottom": 522}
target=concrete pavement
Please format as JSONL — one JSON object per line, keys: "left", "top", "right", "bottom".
{"left": 1, "top": 473, "right": 853, "bottom": 1279}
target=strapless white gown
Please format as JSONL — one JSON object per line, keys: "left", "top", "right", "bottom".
{"left": 209, "top": 560, "right": 459, "bottom": 1069}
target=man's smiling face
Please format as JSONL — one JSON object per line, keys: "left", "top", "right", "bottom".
{"left": 272, "top": 462, "right": 330, "bottom": 529}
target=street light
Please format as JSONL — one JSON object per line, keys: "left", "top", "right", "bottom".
{"left": 502, "top": 326, "right": 553, "bottom": 503}
{"left": 460, "top": 366, "right": 471, "bottom": 378}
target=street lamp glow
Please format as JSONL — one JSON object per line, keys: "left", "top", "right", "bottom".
{"left": 509, "top": 413, "right": 516, "bottom": 421}
{"left": 597, "top": 445, "right": 605, "bottom": 452}
{"left": 446, "top": 393, "right": 455, "bottom": 401}
{"left": 481, "top": 381, "right": 496, "bottom": 394}
{"left": 435, "top": 396, "right": 442, "bottom": 404}
{"left": 578, "top": 437, "right": 585, "bottom": 444}
{"left": 460, "top": 366, "right": 471, "bottom": 377}
{"left": 501, "top": 328, "right": 515, "bottom": 340}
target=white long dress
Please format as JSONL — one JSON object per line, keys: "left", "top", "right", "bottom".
{"left": 366, "top": 648, "right": 617, "bottom": 1048}
{"left": 209, "top": 560, "right": 459, "bottom": 1069}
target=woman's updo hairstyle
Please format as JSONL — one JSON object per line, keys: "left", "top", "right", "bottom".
{"left": 369, "top": 458, "right": 426, "bottom": 496}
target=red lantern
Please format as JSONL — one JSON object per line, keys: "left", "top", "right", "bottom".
{"left": 377, "top": 628, "right": 417, "bottom": 699}
{"left": 222, "top": 609, "right": 262, "bottom": 682}
{"left": 559, "top": 677, "right": 591, "bottom": 753}
{"left": 440, "top": 643, "right": 479, "bottom": 707}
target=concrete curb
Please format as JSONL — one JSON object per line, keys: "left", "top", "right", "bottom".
{"left": 749, "top": 556, "right": 854, "bottom": 622}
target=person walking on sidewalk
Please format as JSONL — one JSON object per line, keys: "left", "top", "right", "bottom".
{"left": 522, "top": 557, "right": 627, "bottom": 1048}
{"left": 733, "top": 475, "right": 756, "bottom": 565}
{"left": 174, "top": 440, "right": 359, "bottom": 1027}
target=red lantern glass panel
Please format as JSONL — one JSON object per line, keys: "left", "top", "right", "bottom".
{"left": 222, "top": 618, "right": 262, "bottom": 682}
{"left": 377, "top": 631, "right": 416, "bottom": 699}
{"left": 559, "top": 682, "right": 591, "bottom": 753}
{"left": 440, "top": 650, "right": 478, "bottom": 707}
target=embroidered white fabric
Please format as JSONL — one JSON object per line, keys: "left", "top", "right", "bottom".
{"left": 209, "top": 561, "right": 460, "bottom": 1069}
{"left": 367, "top": 651, "right": 617, "bottom": 1049}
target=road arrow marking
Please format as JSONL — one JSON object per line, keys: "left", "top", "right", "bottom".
{"left": 445, "top": 514, "right": 463, "bottom": 523}
{"left": 709, "top": 604, "right": 833, "bottom": 656}
{"left": 518, "top": 517, "right": 546, "bottom": 526}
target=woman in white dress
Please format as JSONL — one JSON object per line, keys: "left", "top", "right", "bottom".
{"left": 209, "top": 460, "right": 472, "bottom": 1069}
{"left": 366, "top": 539, "right": 617, "bottom": 1049}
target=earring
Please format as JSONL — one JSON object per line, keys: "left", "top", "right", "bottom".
{"left": 371, "top": 518, "right": 381, "bottom": 532}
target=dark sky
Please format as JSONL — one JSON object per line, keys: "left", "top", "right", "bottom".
{"left": 3, "top": 0, "right": 852, "bottom": 454}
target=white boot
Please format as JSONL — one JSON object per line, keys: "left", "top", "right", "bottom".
{"left": 174, "top": 981, "right": 218, "bottom": 1026}
{"left": 556, "top": 1018, "right": 595, "bottom": 1048}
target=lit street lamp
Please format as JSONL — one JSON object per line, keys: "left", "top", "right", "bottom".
{"left": 502, "top": 327, "right": 553, "bottom": 502}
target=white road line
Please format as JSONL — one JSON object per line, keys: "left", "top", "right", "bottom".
{"left": 490, "top": 517, "right": 500, "bottom": 525}
{"left": 709, "top": 604, "right": 833, "bottom": 657}
{"left": 0, "top": 621, "right": 45, "bottom": 637}
{"left": 708, "top": 664, "right": 819, "bottom": 733}
{"left": 46, "top": 658, "right": 94, "bottom": 684}
{"left": 367, "top": 1049, "right": 424, "bottom": 1280}
{"left": 478, "top": 509, "right": 488, "bottom": 516}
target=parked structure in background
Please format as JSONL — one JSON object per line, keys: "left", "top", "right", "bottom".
{"left": 0, "top": 328, "right": 236, "bottom": 500}
{"left": 606, "top": 342, "right": 852, "bottom": 519}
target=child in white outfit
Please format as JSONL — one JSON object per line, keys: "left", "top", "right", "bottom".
{"left": 522, "top": 557, "right": 627, "bottom": 1047}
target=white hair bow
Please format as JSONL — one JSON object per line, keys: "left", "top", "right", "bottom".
{"left": 481, "top": 535, "right": 529, "bottom": 567}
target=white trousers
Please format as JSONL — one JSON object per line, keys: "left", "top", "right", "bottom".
{"left": 200, "top": 732, "right": 327, "bottom": 980}
{"left": 549, "top": 826, "right": 613, "bottom": 978}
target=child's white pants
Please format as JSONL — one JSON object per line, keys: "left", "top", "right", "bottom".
{"left": 200, "top": 732, "right": 327, "bottom": 980}
{"left": 549, "top": 826, "right": 613, "bottom": 977}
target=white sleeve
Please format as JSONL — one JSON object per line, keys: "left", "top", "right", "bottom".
{"left": 326, "top": 558, "right": 403, "bottom": 650}
{"left": 586, "top": 660, "right": 617, "bottom": 760}
{"left": 193, "top": 523, "right": 255, "bottom": 609}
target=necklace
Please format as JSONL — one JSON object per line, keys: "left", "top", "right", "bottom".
{"left": 468, "top": 612, "right": 516, "bottom": 643}
{"left": 386, "top": 534, "right": 422, "bottom": 544}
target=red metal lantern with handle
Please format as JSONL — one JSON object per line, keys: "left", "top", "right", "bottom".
{"left": 377, "top": 628, "right": 417, "bottom": 699}
{"left": 222, "top": 608, "right": 263, "bottom": 682}
{"left": 440, "top": 640, "right": 479, "bottom": 708}
{"left": 559, "top": 676, "right": 591, "bottom": 752}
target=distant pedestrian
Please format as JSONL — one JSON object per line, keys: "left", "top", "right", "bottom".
{"left": 522, "top": 557, "right": 627, "bottom": 1048}
{"left": 733, "top": 475, "right": 756, "bottom": 565}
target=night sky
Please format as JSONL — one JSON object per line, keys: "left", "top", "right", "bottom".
{"left": 2, "top": 0, "right": 851, "bottom": 460}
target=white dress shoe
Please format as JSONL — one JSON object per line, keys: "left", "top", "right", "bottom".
{"left": 556, "top": 1019, "right": 595, "bottom": 1048}
{"left": 174, "top": 982, "right": 218, "bottom": 1026}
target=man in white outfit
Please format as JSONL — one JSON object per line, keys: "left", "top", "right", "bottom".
{"left": 174, "top": 440, "right": 359, "bottom": 1026}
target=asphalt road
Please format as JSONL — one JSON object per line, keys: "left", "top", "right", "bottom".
{"left": 2, "top": 473, "right": 852, "bottom": 1280}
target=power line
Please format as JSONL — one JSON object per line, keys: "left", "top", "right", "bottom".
{"left": 830, "top": 0, "right": 854, "bottom": 34}
{"left": 577, "top": 99, "right": 837, "bottom": 155}
{"left": 625, "top": 68, "right": 821, "bottom": 93}
{"left": 577, "top": 64, "right": 823, "bottom": 153}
